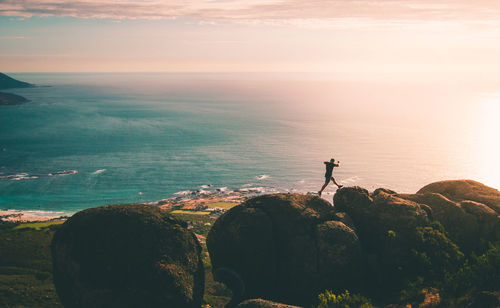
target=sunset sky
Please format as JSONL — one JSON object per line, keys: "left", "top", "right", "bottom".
{"left": 2, "top": 0, "right": 500, "bottom": 72}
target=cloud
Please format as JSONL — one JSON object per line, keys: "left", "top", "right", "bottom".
{"left": 1, "top": 0, "right": 500, "bottom": 24}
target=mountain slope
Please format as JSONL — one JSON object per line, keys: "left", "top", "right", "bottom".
{"left": 0, "top": 73, "right": 33, "bottom": 89}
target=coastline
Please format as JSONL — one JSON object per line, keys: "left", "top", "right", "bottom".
{"left": 0, "top": 185, "right": 285, "bottom": 223}
{"left": 0, "top": 209, "right": 69, "bottom": 222}
{"left": 0, "top": 91, "right": 29, "bottom": 106}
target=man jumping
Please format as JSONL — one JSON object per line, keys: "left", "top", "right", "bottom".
{"left": 318, "top": 158, "right": 343, "bottom": 196}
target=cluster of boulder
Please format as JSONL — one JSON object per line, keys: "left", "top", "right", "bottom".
{"left": 208, "top": 180, "right": 500, "bottom": 306}
{"left": 207, "top": 194, "right": 361, "bottom": 306}
{"left": 50, "top": 180, "right": 500, "bottom": 307}
{"left": 402, "top": 180, "right": 500, "bottom": 252}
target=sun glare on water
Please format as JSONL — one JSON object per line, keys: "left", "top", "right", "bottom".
{"left": 476, "top": 94, "right": 500, "bottom": 190}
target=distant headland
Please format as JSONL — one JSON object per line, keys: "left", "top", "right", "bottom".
{"left": 0, "top": 72, "right": 33, "bottom": 89}
{"left": 0, "top": 72, "right": 33, "bottom": 106}
{"left": 0, "top": 92, "right": 30, "bottom": 106}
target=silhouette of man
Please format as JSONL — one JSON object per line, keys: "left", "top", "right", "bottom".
{"left": 319, "top": 158, "right": 342, "bottom": 196}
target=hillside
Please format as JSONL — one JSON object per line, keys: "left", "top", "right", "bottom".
{"left": 0, "top": 72, "right": 33, "bottom": 89}
{"left": 0, "top": 91, "right": 29, "bottom": 105}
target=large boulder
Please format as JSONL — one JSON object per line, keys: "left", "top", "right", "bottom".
{"left": 400, "top": 187, "right": 500, "bottom": 252}
{"left": 207, "top": 194, "right": 361, "bottom": 306}
{"left": 417, "top": 180, "right": 500, "bottom": 214}
{"left": 333, "top": 187, "right": 431, "bottom": 249}
{"left": 51, "top": 204, "right": 204, "bottom": 308}
{"left": 332, "top": 187, "right": 465, "bottom": 297}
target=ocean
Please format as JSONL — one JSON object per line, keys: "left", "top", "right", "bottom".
{"left": 1, "top": 72, "right": 499, "bottom": 218}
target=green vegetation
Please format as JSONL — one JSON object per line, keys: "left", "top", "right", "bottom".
{"left": 360, "top": 222, "right": 465, "bottom": 300}
{"left": 173, "top": 213, "right": 215, "bottom": 224}
{"left": 13, "top": 220, "right": 65, "bottom": 231}
{"left": 207, "top": 202, "right": 238, "bottom": 210}
{"left": 171, "top": 210, "right": 210, "bottom": 215}
{"left": 397, "top": 241, "right": 500, "bottom": 307}
{"left": 173, "top": 213, "right": 231, "bottom": 307}
{"left": 315, "top": 223, "right": 499, "bottom": 307}
{"left": 315, "top": 290, "right": 374, "bottom": 308}
{"left": 0, "top": 222, "right": 62, "bottom": 308}
{"left": 202, "top": 253, "right": 232, "bottom": 307}
{"left": 173, "top": 213, "right": 216, "bottom": 237}
{"left": 314, "top": 241, "right": 499, "bottom": 307}
{"left": 439, "top": 242, "right": 500, "bottom": 306}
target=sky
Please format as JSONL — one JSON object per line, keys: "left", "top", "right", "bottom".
{"left": 2, "top": 0, "right": 500, "bottom": 72}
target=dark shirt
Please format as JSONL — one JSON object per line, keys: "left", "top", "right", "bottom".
{"left": 324, "top": 162, "right": 334, "bottom": 177}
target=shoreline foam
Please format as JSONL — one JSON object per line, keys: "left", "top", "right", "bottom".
{"left": 0, "top": 182, "right": 328, "bottom": 223}
{"left": 0, "top": 209, "right": 69, "bottom": 222}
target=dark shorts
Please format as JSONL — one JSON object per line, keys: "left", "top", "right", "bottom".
{"left": 324, "top": 174, "right": 332, "bottom": 183}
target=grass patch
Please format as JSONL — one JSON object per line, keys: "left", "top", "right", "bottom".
{"left": 202, "top": 249, "right": 231, "bottom": 307}
{"left": 171, "top": 210, "right": 210, "bottom": 215}
{"left": 0, "top": 223, "right": 63, "bottom": 307}
{"left": 206, "top": 202, "right": 238, "bottom": 210}
{"left": 13, "top": 220, "right": 65, "bottom": 231}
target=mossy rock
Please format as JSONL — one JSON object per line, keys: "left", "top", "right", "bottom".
{"left": 51, "top": 204, "right": 204, "bottom": 308}
{"left": 207, "top": 194, "right": 360, "bottom": 306}
{"left": 334, "top": 187, "right": 430, "bottom": 249}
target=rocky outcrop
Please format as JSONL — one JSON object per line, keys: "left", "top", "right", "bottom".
{"left": 417, "top": 180, "right": 500, "bottom": 214}
{"left": 334, "top": 187, "right": 431, "bottom": 249}
{"left": 208, "top": 181, "right": 499, "bottom": 305}
{"left": 332, "top": 187, "right": 464, "bottom": 296}
{"left": 397, "top": 180, "right": 500, "bottom": 252}
{"left": 333, "top": 181, "right": 500, "bottom": 253}
{"left": 51, "top": 203, "right": 204, "bottom": 308}
{"left": 207, "top": 194, "right": 360, "bottom": 307}
{"left": 400, "top": 193, "right": 498, "bottom": 251}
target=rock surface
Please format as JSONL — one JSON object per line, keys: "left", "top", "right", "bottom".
{"left": 400, "top": 192, "right": 500, "bottom": 252}
{"left": 209, "top": 180, "right": 498, "bottom": 306}
{"left": 332, "top": 186, "right": 465, "bottom": 296}
{"left": 51, "top": 203, "right": 204, "bottom": 308}
{"left": 395, "top": 180, "right": 500, "bottom": 252}
{"left": 207, "top": 194, "right": 360, "bottom": 306}
{"left": 334, "top": 187, "right": 431, "bottom": 249}
{"left": 417, "top": 180, "right": 500, "bottom": 214}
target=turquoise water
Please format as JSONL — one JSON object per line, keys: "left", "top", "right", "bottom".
{"left": 1, "top": 73, "right": 498, "bottom": 216}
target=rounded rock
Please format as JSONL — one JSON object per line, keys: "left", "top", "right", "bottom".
{"left": 51, "top": 204, "right": 204, "bottom": 308}
{"left": 207, "top": 194, "right": 359, "bottom": 306}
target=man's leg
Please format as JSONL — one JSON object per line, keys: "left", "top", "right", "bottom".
{"left": 319, "top": 179, "right": 330, "bottom": 196}
{"left": 331, "top": 177, "right": 343, "bottom": 188}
